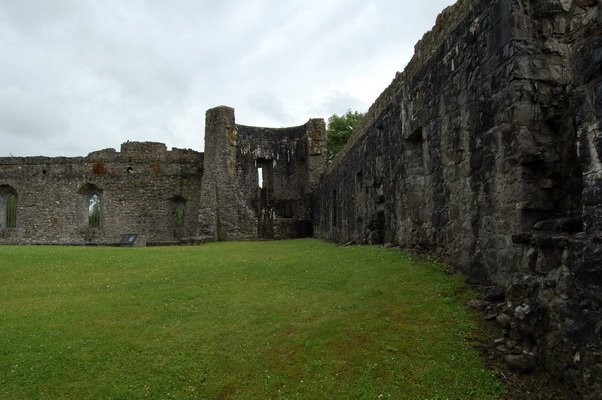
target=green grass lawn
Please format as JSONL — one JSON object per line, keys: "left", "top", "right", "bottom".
{"left": 0, "top": 239, "right": 504, "bottom": 399}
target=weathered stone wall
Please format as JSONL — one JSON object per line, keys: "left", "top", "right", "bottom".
{"left": 0, "top": 0, "right": 598, "bottom": 393}
{"left": 198, "top": 106, "right": 326, "bottom": 240}
{"left": 313, "top": 0, "right": 601, "bottom": 396}
{"left": 0, "top": 142, "right": 203, "bottom": 244}
{"left": 315, "top": 0, "right": 525, "bottom": 279}
{"left": 0, "top": 106, "right": 326, "bottom": 245}
{"left": 506, "top": 0, "right": 602, "bottom": 393}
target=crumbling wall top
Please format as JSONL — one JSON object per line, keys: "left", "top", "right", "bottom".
{"left": 87, "top": 148, "right": 117, "bottom": 158}
{"left": 327, "top": 0, "right": 478, "bottom": 171}
{"left": 120, "top": 141, "right": 168, "bottom": 154}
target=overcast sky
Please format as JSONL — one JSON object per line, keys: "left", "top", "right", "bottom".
{"left": 0, "top": 0, "right": 456, "bottom": 157}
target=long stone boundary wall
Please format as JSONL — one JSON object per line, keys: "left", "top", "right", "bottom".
{"left": 313, "top": 0, "right": 601, "bottom": 396}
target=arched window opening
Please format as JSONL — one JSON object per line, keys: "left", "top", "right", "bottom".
{"left": 88, "top": 193, "right": 101, "bottom": 228}
{"left": 171, "top": 197, "right": 187, "bottom": 228}
{"left": 79, "top": 183, "right": 103, "bottom": 228}
{"left": 6, "top": 194, "right": 17, "bottom": 228}
{"left": 175, "top": 202, "right": 185, "bottom": 227}
{"left": 0, "top": 186, "right": 18, "bottom": 229}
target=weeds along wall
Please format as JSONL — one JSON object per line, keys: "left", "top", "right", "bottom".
{"left": 0, "top": 142, "right": 203, "bottom": 244}
{"left": 312, "top": 0, "right": 601, "bottom": 397}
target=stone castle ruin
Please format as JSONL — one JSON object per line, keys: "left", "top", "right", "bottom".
{"left": 1, "top": 0, "right": 600, "bottom": 397}
{"left": 0, "top": 110, "right": 326, "bottom": 245}
{"left": 198, "top": 107, "right": 327, "bottom": 241}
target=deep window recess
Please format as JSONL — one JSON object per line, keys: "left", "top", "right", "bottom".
{"left": 170, "top": 197, "right": 187, "bottom": 229}
{"left": 6, "top": 194, "right": 17, "bottom": 228}
{"left": 405, "top": 127, "right": 425, "bottom": 173}
{"left": 174, "top": 199, "right": 186, "bottom": 227}
{"left": 176, "top": 204, "right": 185, "bottom": 226}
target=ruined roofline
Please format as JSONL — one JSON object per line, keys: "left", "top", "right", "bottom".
{"left": 0, "top": 155, "right": 86, "bottom": 165}
{"left": 206, "top": 104, "right": 324, "bottom": 136}
{"left": 236, "top": 121, "right": 321, "bottom": 134}
{"left": 0, "top": 141, "right": 203, "bottom": 165}
{"left": 0, "top": 141, "right": 202, "bottom": 160}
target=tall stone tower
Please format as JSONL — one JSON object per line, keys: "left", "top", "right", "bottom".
{"left": 197, "top": 106, "right": 258, "bottom": 240}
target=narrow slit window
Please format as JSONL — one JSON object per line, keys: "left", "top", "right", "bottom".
{"left": 176, "top": 203, "right": 185, "bottom": 227}
{"left": 171, "top": 197, "right": 187, "bottom": 230}
{"left": 255, "top": 159, "right": 273, "bottom": 191}
{"left": 258, "top": 167, "right": 264, "bottom": 188}
{"left": 332, "top": 190, "right": 338, "bottom": 227}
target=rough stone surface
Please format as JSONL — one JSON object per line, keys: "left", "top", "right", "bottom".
{"left": 506, "top": 354, "right": 539, "bottom": 373}
{"left": 484, "top": 286, "right": 506, "bottom": 302}
{"left": 497, "top": 313, "right": 513, "bottom": 329}
{"left": 0, "top": 142, "right": 203, "bottom": 244}
{"left": 198, "top": 106, "right": 326, "bottom": 240}
{"left": 1, "top": 110, "right": 326, "bottom": 244}
{"left": 0, "top": 0, "right": 600, "bottom": 396}
{"left": 467, "top": 298, "right": 490, "bottom": 310}
{"left": 312, "top": 0, "right": 601, "bottom": 397}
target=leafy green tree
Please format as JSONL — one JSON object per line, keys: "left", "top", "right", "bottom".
{"left": 326, "top": 110, "right": 364, "bottom": 158}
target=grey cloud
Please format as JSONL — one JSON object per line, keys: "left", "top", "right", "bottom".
{"left": 0, "top": 87, "right": 68, "bottom": 138}
{"left": 313, "top": 91, "right": 369, "bottom": 117}
{"left": 243, "top": 92, "right": 295, "bottom": 126}
{"left": 0, "top": 0, "right": 83, "bottom": 35}
{"left": 0, "top": 0, "right": 456, "bottom": 156}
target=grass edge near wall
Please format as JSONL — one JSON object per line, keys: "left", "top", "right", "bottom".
{"left": 0, "top": 239, "right": 506, "bottom": 399}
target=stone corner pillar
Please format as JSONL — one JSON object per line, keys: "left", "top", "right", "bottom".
{"left": 198, "top": 106, "right": 258, "bottom": 240}
{"left": 305, "top": 118, "right": 327, "bottom": 192}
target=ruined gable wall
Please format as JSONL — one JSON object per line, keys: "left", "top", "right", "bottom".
{"left": 198, "top": 106, "right": 326, "bottom": 240}
{"left": 313, "top": 0, "right": 601, "bottom": 395}
{"left": 0, "top": 142, "right": 203, "bottom": 244}
{"left": 236, "top": 120, "right": 326, "bottom": 239}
